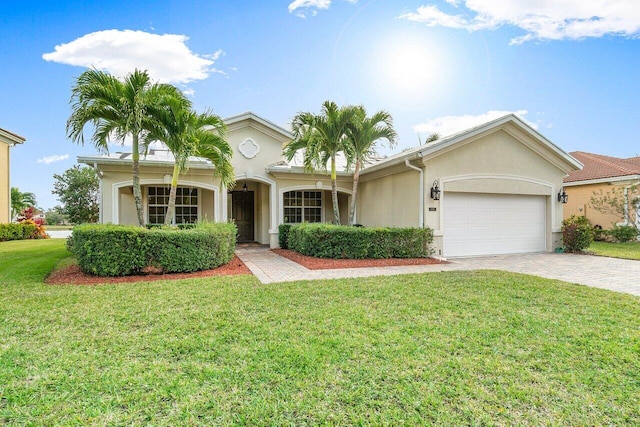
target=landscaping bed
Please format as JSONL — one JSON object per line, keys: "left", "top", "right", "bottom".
{"left": 46, "top": 255, "right": 251, "bottom": 285}
{"left": 273, "top": 248, "right": 445, "bottom": 269}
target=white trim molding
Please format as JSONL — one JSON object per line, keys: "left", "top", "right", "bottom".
{"left": 238, "top": 138, "right": 260, "bottom": 159}
{"left": 278, "top": 185, "right": 353, "bottom": 225}
{"left": 234, "top": 173, "right": 278, "bottom": 233}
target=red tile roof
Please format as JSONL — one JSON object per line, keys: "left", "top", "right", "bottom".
{"left": 565, "top": 151, "right": 640, "bottom": 183}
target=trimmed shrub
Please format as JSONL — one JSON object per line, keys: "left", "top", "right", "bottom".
{"left": 148, "top": 222, "right": 236, "bottom": 273}
{"left": 69, "top": 224, "right": 150, "bottom": 276}
{"left": 609, "top": 225, "right": 638, "bottom": 242}
{"left": 278, "top": 224, "right": 293, "bottom": 249}
{"left": 562, "top": 215, "right": 594, "bottom": 253}
{"left": 287, "top": 223, "right": 433, "bottom": 259}
{"left": 592, "top": 225, "right": 607, "bottom": 241}
{"left": 69, "top": 222, "right": 236, "bottom": 276}
{"left": 0, "top": 222, "right": 41, "bottom": 241}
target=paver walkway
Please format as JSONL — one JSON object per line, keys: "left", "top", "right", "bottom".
{"left": 235, "top": 246, "right": 640, "bottom": 296}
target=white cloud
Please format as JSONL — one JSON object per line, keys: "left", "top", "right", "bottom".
{"left": 42, "top": 30, "right": 223, "bottom": 84}
{"left": 413, "top": 110, "right": 535, "bottom": 138}
{"left": 37, "top": 154, "right": 70, "bottom": 164}
{"left": 288, "top": 0, "right": 356, "bottom": 18}
{"left": 399, "top": 1, "right": 640, "bottom": 44}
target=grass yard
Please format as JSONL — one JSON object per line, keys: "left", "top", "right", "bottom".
{"left": 589, "top": 240, "right": 640, "bottom": 260}
{"left": 1, "top": 240, "right": 639, "bottom": 425}
{"left": 43, "top": 225, "right": 73, "bottom": 231}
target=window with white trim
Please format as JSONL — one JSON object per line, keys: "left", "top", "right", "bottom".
{"left": 148, "top": 186, "right": 198, "bottom": 225}
{"left": 283, "top": 191, "right": 322, "bottom": 223}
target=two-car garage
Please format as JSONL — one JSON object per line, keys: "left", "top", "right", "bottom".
{"left": 357, "top": 115, "right": 582, "bottom": 257}
{"left": 443, "top": 193, "right": 547, "bottom": 257}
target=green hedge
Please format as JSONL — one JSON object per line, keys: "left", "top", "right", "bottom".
{"left": 68, "top": 222, "right": 237, "bottom": 276}
{"left": 287, "top": 223, "right": 434, "bottom": 259}
{"left": 608, "top": 225, "right": 638, "bottom": 242}
{"left": 278, "top": 224, "right": 293, "bottom": 249}
{"left": 0, "top": 222, "right": 40, "bottom": 241}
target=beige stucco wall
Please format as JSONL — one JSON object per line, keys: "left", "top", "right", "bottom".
{"left": 227, "top": 126, "right": 285, "bottom": 178}
{"left": 564, "top": 182, "right": 638, "bottom": 228}
{"left": 0, "top": 142, "right": 10, "bottom": 223}
{"left": 357, "top": 168, "right": 420, "bottom": 227}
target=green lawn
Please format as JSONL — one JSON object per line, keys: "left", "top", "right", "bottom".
{"left": 589, "top": 240, "right": 640, "bottom": 260}
{"left": 43, "top": 225, "right": 73, "bottom": 231}
{"left": 1, "top": 240, "right": 639, "bottom": 425}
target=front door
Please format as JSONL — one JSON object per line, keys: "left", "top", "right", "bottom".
{"left": 232, "top": 191, "right": 254, "bottom": 242}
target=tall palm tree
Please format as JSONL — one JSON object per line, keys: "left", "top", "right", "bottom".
{"left": 284, "top": 101, "right": 357, "bottom": 224}
{"left": 10, "top": 187, "right": 37, "bottom": 220}
{"left": 345, "top": 106, "right": 397, "bottom": 225}
{"left": 146, "top": 99, "right": 235, "bottom": 225}
{"left": 66, "top": 68, "right": 188, "bottom": 226}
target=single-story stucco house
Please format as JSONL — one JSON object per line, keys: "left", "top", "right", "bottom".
{"left": 1, "top": 127, "right": 26, "bottom": 223}
{"left": 79, "top": 112, "right": 582, "bottom": 257}
{"left": 563, "top": 151, "right": 640, "bottom": 229}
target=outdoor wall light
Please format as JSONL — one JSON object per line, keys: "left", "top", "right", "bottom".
{"left": 242, "top": 183, "right": 248, "bottom": 192}
{"left": 430, "top": 180, "right": 441, "bottom": 200}
{"left": 557, "top": 187, "right": 568, "bottom": 203}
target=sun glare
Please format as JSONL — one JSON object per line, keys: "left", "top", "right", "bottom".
{"left": 370, "top": 34, "right": 447, "bottom": 107}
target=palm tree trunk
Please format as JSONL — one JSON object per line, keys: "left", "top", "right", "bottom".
{"left": 331, "top": 155, "right": 340, "bottom": 225}
{"left": 164, "top": 166, "right": 180, "bottom": 226}
{"left": 348, "top": 161, "right": 361, "bottom": 225}
{"left": 131, "top": 134, "right": 145, "bottom": 227}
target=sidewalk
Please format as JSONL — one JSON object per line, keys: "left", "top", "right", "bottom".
{"left": 235, "top": 246, "right": 640, "bottom": 296}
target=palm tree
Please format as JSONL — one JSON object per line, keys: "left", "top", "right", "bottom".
{"left": 425, "top": 132, "right": 440, "bottom": 143}
{"left": 10, "top": 187, "right": 37, "bottom": 220}
{"left": 146, "top": 99, "right": 235, "bottom": 225}
{"left": 66, "top": 68, "right": 188, "bottom": 226}
{"left": 284, "top": 101, "right": 357, "bottom": 224}
{"left": 345, "top": 106, "right": 397, "bottom": 225}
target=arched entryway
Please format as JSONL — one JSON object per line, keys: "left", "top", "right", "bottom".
{"left": 227, "top": 174, "right": 277, "bottom": 245}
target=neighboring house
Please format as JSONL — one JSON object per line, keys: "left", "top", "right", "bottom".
{"left": 0, "top": 127, "right": 26, "bottom": 223}
{"left": 563, "top": 151, "right": 640, "bottom": 229}
{"left": 79, "top": 113, "right": 581, "bottom": 257}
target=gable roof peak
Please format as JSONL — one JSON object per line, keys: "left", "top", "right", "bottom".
{"left": 224, "top": 111, "right": 292, "bottom": 139}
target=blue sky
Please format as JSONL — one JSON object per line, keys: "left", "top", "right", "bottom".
{"left": 2, "top": 0, "right": 640, "bottom": 210}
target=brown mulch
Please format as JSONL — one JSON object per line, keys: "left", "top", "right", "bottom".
{"left": 272, "top": 249, "right": 446, "bottom": 270}
{"left": 45, "top": 255, "right": 252, "bottom": 285}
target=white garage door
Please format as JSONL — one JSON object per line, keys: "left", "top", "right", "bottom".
{"left": 443, "top": 193, "right": 546, "bottom": 257}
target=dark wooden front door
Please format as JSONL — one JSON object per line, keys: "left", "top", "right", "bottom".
{"left": 232, "top": 191, "right": 254, "bottom": 242}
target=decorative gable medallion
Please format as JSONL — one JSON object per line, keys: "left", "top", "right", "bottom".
{"left": 238, "top": 138, "right": 260, "bottom": 159}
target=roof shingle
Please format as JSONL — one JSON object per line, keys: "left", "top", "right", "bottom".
{"left": 565, "top": 151, "right": 640, "bottom": 183}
